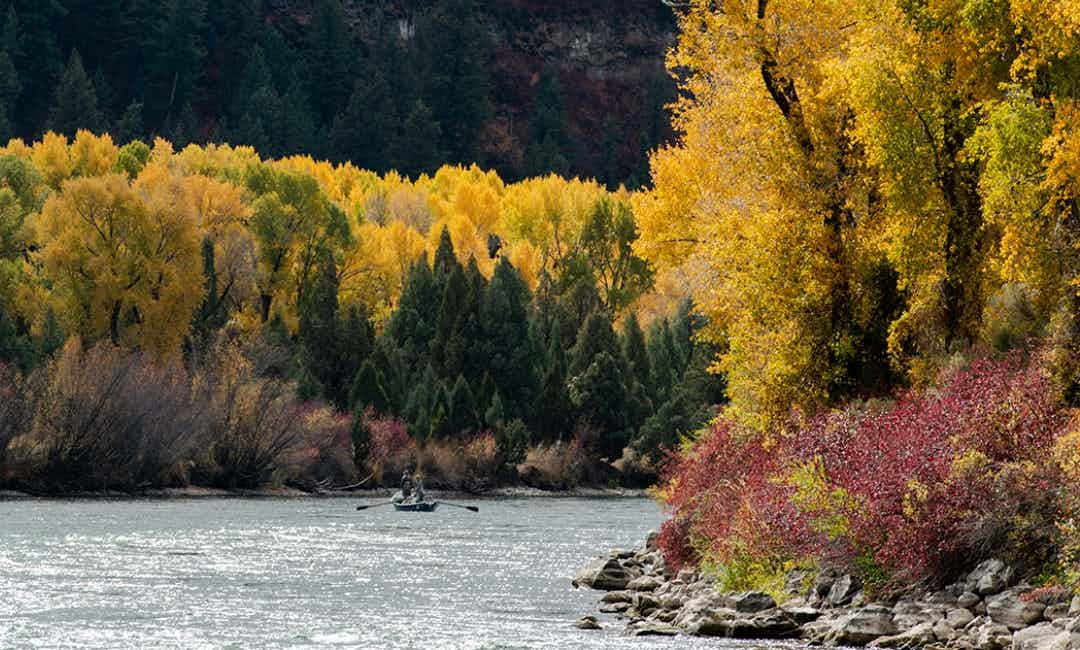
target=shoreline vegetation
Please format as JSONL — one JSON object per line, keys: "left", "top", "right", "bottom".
{"left": 0, "top": 486, "right": 650, "bottom": 501}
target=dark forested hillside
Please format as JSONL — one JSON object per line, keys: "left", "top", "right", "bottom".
{"left": 6, "top": 0, "right": 675, "bottom": 186}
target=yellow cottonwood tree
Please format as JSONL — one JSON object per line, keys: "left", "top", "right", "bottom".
{"left": 37, "top": 173, "right": 203, "bottom": 354}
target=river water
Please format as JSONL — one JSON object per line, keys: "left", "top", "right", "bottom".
{"left": 0, "top": 497, "right": 750, "bottom": 649}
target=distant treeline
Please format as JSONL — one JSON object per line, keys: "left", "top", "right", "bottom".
{"left": 0, "top": 0, "right": 670, "bottom": 186}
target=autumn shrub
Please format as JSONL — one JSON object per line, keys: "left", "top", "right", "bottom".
{"left": 418, "top": 432, "right": 502, "bottom": 492}
{"left": 23, "top": 341, "right": 205, "bottom": 491}
{"left": 365, "top": 414, "right": 416, "bottom": 486}
{"left": 285, "top": 406, "right": 357, "bottom": 489}
{"left": 0, "top": 363, "right": 33, "bottom": 481}
{"left": 659, "top": 355, "right": 1071, "bottom": 587}
{"left": 519, "top": 434, "right": 589, "bottom": 490}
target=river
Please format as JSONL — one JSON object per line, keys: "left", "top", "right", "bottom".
{"left": 0, "top": 497, "right": 749, "bottom": 649}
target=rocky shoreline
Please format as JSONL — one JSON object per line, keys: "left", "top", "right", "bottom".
{"left": 573, "top": 533, "right": 1080, "bottom": 649}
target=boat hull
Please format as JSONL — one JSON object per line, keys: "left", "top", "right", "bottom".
{"left": 393, "top": 501, "right": 439, "bottom": 512}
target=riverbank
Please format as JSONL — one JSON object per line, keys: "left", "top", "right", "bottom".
{"left": 573, "top": 533, "right": 1078, "bottom": 649}
{"left": 0, "top": 485, "right": 649, "bottom": 500}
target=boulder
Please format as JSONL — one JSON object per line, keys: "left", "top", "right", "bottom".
{"left": 680, "top": 608, "right": 800, "bottom": 639}
{"left": 971, "top": 619, "right": 1014, "bottom": 650}
{"left": 626, "top": 621, "right": 678, "bottom": 636}
{"left": 1069, "top": 596, "right": 1080, "bottom": 618}
{"left": 811, "top": 567, "right": 843, "bottom": 604}
{"left": 869, "top": 622, "right": 937, "bottom": 649}
{"left": 948, "top": 608, "right": 976, "bottom": 629}
{"left": 1045, "top": 604, "right": 1071, "bottom": 622}
{"left": 933, "top": 619, "right": 957, "bottom": 642}
{"left": 645, "top": 530, "right": 660, "bottom": 551}
{"left": 572, "top": 557, "right": 638, "bottom": 591}
{"left": 1011, "top": 622, "right": 1070, "bottom": 650}
{"left": 958, "top": 593, "right": 983, "bottom": 610}
{"left": 968, "top": 560, "right": 1015, "bottom": 597}
{"left": 659, "top": 594, "right": 685, "bottom": 611}
{"left": 632, "top": 592, "right": 660, "bottom": 614}
{"left": 599, "top": 601, "right": 631, "bottom": 614}
{"left": 626, "top": 575, "right": 663, "bottom": 592}
{"left": 576, "top": 615, "right": 603, "bottom": 630}
{"left": 825, "top": 605, "right": 899, "bottom": 646}
{"left": 828, "top": 574, "right": 863, "bottom": 607}
{"left": 600, "top": 590, "right": 632, "bottom": 604}
{"left": 721, "top": 591, "right": 777, "bottom": 614}
{"left": 987, "top": 592, "right": 1047, "bottom": 631}
{"left": 784, "top": 605, "right": 824, "bottom": 625}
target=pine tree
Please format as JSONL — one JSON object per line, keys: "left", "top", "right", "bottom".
{"left": 331, "top": 65, "right": 398, "bottom": 170}
{"left": 416, "top": 0, "right": 490, "bottom": 164}
{"left": 11, "top": 0, "right": 63, "bottom": 127}
{"left": 392, "top": 100, "right": 442, "bottom": 178}
{"left": 447, "top": 373, "right": 478, "bottom": 435}
{"left": 388, "top": 254, "right": 439, "bottom": 368}
{"left": 297, "top": 248, "right": 345, "bottom": 407}
{"left": 568, "top": 310, "right": 621, "bottom": 379}
{"left": 47, "top": 50, "right": 102, "bottom": 136}
{"left": 350, "top": 359, "right": 390, "bottom": 414}
{"left": 568, "top": 351, "right": 630, "bottom": 460}
{"left": 534, "top": 324, "right": 572, "bottom": 441}
{"left": 306, "top": 0, "right": 354, "bottom": 125}
{"left": 480, "top": 257, "right": 537, "bottom": 421}
{"left": 116, "top": 101, "right": 144, "bottom": 143}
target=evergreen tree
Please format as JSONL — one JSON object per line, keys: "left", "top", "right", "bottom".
{"left": 622, "top": 312, "right": 653, "bottom": 400}
{"left": 534, "top": 324, "right": 572, "bottom": 440}
{"left": 568, "top": 351, "right": 630, "bottom": 460}
{"left": 47, "top": 50, "right": 102, "bottom": 136}
{"left": 189, "top": 236, "right": 228, "bottom": 353}
{"left": 433, "top": 226, "right": 459, "bottom": 281}
{"left": 306, "top": 0, "right": 354, "bottom": 125}
{"left": 525, "top": 69, "right": 569, "bottom": 176}
{"left": 387, "top": 254, "right": 439, "bottom": 368}
{"left": 350, "top": 359, "right": 390, "bottom": 414}
{"left": 297, "top": 249, "right": 345, "bottom": 407}
{"left": 568, "top": 310, "right": 621, "bottom": 379}
{"left": 393, "top": 100, "right": 442, "bottom": 177}
{"left": 331, "top": 65, "right": 398, "bottom": 170}
{"left": 11, "top": 0, "right": 63, "bottom": 127}
{"left": 647, "top": 318, "right": 679, "bottom": 405}
{"left": 447, "top": 373, "right": 478, "bottom": 434}
{"left": 416, "top": 0, "right": 490, "bottom": 164}
{"left": 480, "top": 257, "right": 537, "bottom": 420}
{"left": 115, "top": 101, "right": 144, "bottom": 143}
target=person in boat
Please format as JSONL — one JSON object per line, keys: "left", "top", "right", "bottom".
{"left": 400, "top": 467, "right": 414, "bottom": 501}
{"left": 414, "top": 475, "right": 425, "bottom": 503}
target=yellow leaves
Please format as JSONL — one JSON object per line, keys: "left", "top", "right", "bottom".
{"left": 36, "top": 173, "right": 203, "bottom": 355}
{"left": 70, "top": 131, "right": 118, "bottom": 177}
{"left": 32, "top": 132, "right": 73, "bottom": 189}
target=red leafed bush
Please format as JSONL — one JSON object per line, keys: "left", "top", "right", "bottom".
{"left": 659, "top": 355, "right": 1070, "bottom": 585}
{"left": 366, "top": 415, "right": 417, "bottom": 484}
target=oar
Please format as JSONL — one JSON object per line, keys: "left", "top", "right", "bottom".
{"left": 356, "top": 502, "right": 394, "bottom": 511}
{"left": 437, "top": 501, "right": 479, "bottom": 513}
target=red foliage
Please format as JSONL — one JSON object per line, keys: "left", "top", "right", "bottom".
{"left": 658, "top": 355, "right": 1070, "bottom": 583}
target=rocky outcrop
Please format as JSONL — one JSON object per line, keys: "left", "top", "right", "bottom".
{"left": 572, "top": 534, "right": 1080, "bottom": 650}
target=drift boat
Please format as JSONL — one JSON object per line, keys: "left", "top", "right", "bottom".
{"left": 393, "top": 501, "right": 439, "bottom": 512}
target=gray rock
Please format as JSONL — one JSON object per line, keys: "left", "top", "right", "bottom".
{"left": 971, "top": 619, "right": 1014, "bottom": 650}
{"left": 828, "top": 574, "right": 863, "bottom": 607}
{"left": 721, "top": 591, "right": 777, "bottom": 613}
{"left": 600, "top": 590, "right": 633, "bottom": 604}
{"left": 1045, "top": 603, "right": 1071, "bottom": 622}
{"left": 659, "top": 594, "right": 685, "bottom": 611}
{"left": 933, "top": 619, "right": 957, "bottom": 642}
{"left": 626, "top": 575, "right": 663, "bottom": 592}
{"left": 1011, "top": 622, "right": 1069, "bottom": 650}
{"left": 869, "top": 622, "right": 936, "bottom": 649}
{"left": 599, "top": 601, "right": 631, "bottom": 614}
{"left": 987, "top": 592, "right": 1047, "bottom": 631}
{"left": 959, "top": 593, "right": 983, "bottom": 610}
{"left": 948, "top": 608, "right": 976, "bottom": 629}
{"left": 826, "top": 605, "right": 899, "bottom": 645}
{"left": 812, "top": 567, "right": 843, "bottom": 603}
{"left": 969, "top": 560, "right": 1015, "bottom": 597}
{"left": 682, "top": 608, "right": 800, "bottom": 639}
{"left": 783, "top": 605, "right": 824, "bottom": 624}
{"left": 1069, "top": 596, "right": 1080, "bottom": 617}
{"left": 572, "top": 557, "right": 638, "bottom": 591}
{"left": 654, "top": 609, "right": 678, "bottom": 623}
{"left": 576, "top": 615, "right": 602, "bottom": 630}
{"left": 626, "top": 621, "right": 678, "bottom": 636}
{"left": 632, "top": 592, "right": 660, "bottom": 613}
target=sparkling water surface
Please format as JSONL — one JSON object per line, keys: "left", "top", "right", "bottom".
{"left": 0, "top": 497, "right": 777, "bottom": 649}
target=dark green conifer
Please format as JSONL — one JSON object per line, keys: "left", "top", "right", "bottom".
{"left": 47, "top": 50, "right": 102, "bottom": 136}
